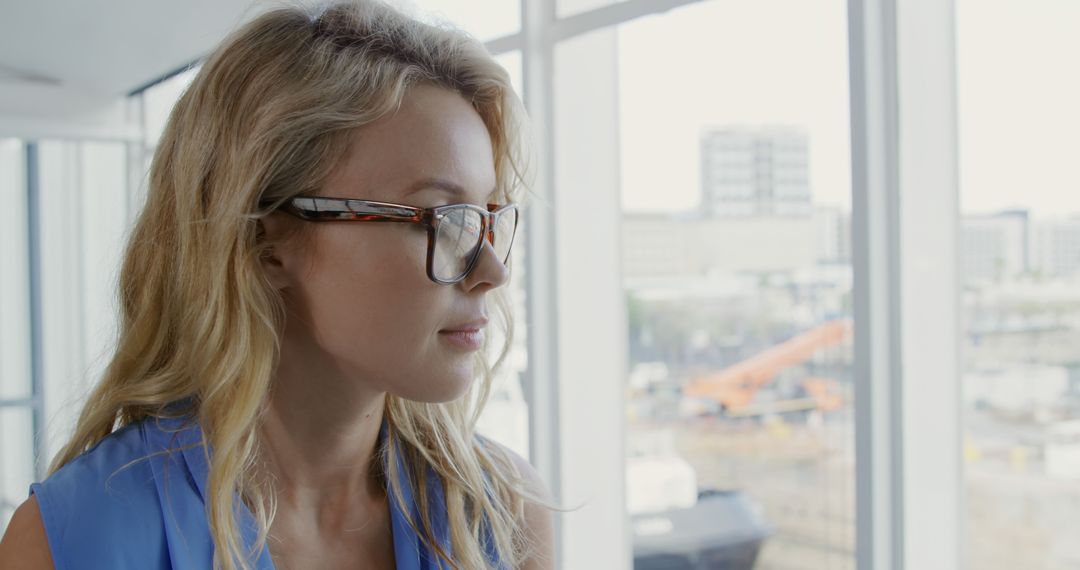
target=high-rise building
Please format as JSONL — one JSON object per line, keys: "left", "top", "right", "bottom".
{"left": 700, "top": 127, "right": 812, "bottom": 218}
{"left": 1032, "top": 217, "right": 1080, "bottom": 278}
{"left": 961, "top": 210, "right": 1029, "bottom": 283}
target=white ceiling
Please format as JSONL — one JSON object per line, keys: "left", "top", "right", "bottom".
{"left": 0, "top": 0, "right": 270, "bottom": 124}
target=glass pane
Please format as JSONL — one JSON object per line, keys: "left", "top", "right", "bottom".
{"left": 494, "top": 51, "right": 523, "bottom": 101}
{"left": 143, "top": 66, "right": 200, "bottom": 149}
{"left": 79, "top": 143, "right": 129, "bottom": 387}
{"left": 558, "top": 0, "right": 622, "bottom": 19}
{"left": 0, "top": 407, "right": 35, "bottom": 535}
{"left": 475, "top": 200, "right": 530, "bottom": 459}
{"left": 36, "top": 140, "right": 130, "bottom": 462}
{"left": 617, "top": 1, "right": 854, "bottom": 568}
{"left": 475, "top": 49, "right": 528, "bottom": 459}
{"left": 957, "top": 1, "right": 1080, "bottom": 569}
{"left": 404, "top": 0, "right": 520, "bottom": 42}
{"left": 0, "top": 140, "right": 31, "bottom": 401}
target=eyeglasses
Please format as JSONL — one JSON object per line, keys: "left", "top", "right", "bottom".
{"left": 268, "top": 196, "right": 519, "bottom": 285}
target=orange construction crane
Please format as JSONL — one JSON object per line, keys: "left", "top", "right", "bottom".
{"left": 684, "top": 319, "right": 853, "bottom": 414}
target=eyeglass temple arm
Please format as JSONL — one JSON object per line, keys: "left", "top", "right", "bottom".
{"left": 267, "top": 198, "right": 425, "bottom": 223}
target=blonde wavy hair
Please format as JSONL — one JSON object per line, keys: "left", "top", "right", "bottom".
{"left": 47, "top": 1, "right": 546, "bottom": 568}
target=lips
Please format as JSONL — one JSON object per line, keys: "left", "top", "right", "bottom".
{"left": 440, "top": 318, "right": 488, "bottom": 333}
{"left": 438, "top": 317, "right": 487, "bottom": 352}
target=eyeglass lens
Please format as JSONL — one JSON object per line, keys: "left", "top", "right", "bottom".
{"left": 432, "top": 207, "right": 515, "bottom": 282}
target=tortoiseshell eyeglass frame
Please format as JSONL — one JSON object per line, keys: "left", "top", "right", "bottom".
{"left": 265, "top": 196, "right": 519, "bottom": 285}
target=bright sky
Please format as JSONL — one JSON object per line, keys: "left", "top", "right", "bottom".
{"left": 352, "top": 0, "right": 1080, "bottom": 217}
{"left": 955, "top": 0, "right": 1080, "bottom": 217}
{"left": 616, "top": 0, "right": 1080, "bottom": 217}
{"left": 617, "top": 0, "right": 851, "bottom": 213}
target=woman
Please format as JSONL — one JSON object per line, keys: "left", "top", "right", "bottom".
{"left": 0, "top": 1, "right": 555, "bottom": 569}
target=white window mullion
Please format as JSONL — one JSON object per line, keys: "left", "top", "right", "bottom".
{"left": 896, "top": 0, "right": 962, "bottom": 568}
{"left": 849, "top": 0, "right": 905, "bottom": 567}
{"left": 522, "top": 0, "right": 632, "bottom": 566}
{"left": 550, "top": 24, "right": 630, "bottom": 570}
{"left": 519, "top": 0, "right": 568, "bottom": 567}
{"left": 850, "top": 0, "right": 962, "bottom": 569}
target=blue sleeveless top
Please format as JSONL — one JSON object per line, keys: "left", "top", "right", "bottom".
{"left": 28, "top": 412, "right": 501, "bottom": 569}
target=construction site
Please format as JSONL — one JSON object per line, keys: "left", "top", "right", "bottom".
{"left": 625, "top": 280, "right": 1080, "bottom": 569}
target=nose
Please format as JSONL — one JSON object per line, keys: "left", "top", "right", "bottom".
{"left": 458, "top": 239, "right": 510, "bottom": 292}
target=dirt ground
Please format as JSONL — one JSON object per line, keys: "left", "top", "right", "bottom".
{"left": 659, "top": 416, "right": 1080, "bottom": 570}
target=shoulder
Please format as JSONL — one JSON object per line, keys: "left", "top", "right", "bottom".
{"left": 34, "top": 422, "right": 162, "bottom": 519}
{"left": 476, "top": 436, "right": 555, "bottom": 570}
{"left": 25, "top": 420, "right": 179, "bottom": 568}
{"left": 478, "top": 436, "right": 548, "bottom": 498}
{"left": 0, "top": 496, "right": 54, "bottom": 570}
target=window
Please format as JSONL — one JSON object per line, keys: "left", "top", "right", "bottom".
{"left": 392, "top": 0, "right": 519, "bottom": 41}
{"left": 616, "top": 3, "right": 854, "bottom": 567}
{"left": 0, "top": 2, "right": 987, "bottom": 568}
{"left": 0, "top": 139, "right": 31, "bottom": 529}
{"left": 558, "top": 0, "right": 627, "bottom": 19}
{"left": 475, "top": 50, "right": 530, "bottom": 460}
{"left": 143, "top": 66, "right": 200, "bottom": 149}
{"left": 0, "top": 138, "right": 131, "bottom": 534}
{"left": 956, "top": 1, "right": 1080, "bottom": 568}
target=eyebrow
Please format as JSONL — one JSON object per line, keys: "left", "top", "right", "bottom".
{"left": 404, "top": 177, "right": 497, "bottom": 203}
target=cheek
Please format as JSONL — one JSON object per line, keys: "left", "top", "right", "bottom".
{"left": 286, "top": 226, "right": 477, "bottom": 403}
{"left": 301, "top": 227, "right": 439, "bottom": 357}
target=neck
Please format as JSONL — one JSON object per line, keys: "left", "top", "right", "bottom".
{"left": 257, "top": 328, "right": 390, "bottom": 512}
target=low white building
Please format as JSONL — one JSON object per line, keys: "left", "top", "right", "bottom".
{"left": 1045, "top": 419, "right": 1080, "bottom": 479}
{"left": 963, "top": 364, "right": 1068, "bottom": 415}
{"left": 621, "top": 212, "right": 819, "bottom": 280}
{"left": 621, "top": 214, "right": 697, "bottom": 279}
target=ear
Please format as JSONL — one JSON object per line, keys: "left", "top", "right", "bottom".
{"left": 258, "top": 213, "right": 296, "bottom": 291}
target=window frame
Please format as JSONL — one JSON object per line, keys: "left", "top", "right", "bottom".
{"left": 506, "top": 0, "right": 964, "bottom": 567}
{"left": 0, "top": 0, "right": 966, "bottom": 566}
{"left": 0, "top": 143, "right": 45, "bottom": 484}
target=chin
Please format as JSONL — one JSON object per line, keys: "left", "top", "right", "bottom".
{"left": 399, "top": 374, "right": 474, "bottom": 404}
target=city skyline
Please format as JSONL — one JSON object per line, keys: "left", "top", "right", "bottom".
{"left": 616, "top": 0, "right": 1080, "bottom": 219}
